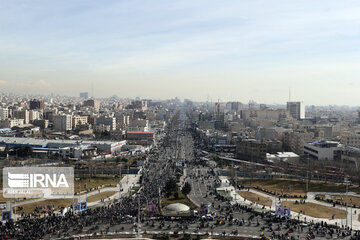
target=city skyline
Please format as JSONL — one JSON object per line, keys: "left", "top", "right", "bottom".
{"left": 1, "top": 0, "right": 360, "bottom": 105}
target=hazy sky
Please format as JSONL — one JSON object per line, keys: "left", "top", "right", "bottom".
{"left": 1, "top": 0, "right": 360, "bottom": 105}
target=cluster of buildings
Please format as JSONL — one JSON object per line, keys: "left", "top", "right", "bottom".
{"left": 193, "top": 100, "right": 360, "bottom": 171}
{"left": 0, "top": 93, "right": 177, "bottom": 160}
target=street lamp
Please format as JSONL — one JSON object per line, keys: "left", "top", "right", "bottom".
{"left": 344, "top": 177, "right": 350, "bottom": 229}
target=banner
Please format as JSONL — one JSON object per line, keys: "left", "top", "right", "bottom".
{"left": 148, "top": 203, "right": 156, "bottom": 213}
{"left": 275, "top": 206, "right": 291, "bottom": 217}
{"left": 200, "top": 204, "right": 208, "bottom": 214}
{"left": 2, "top": 211, "right": 11, "bottom": 221}
{"left": 175, "top": 162, "right": 185, "bottom": 168}
{"left": 73, "top": 202, "right": 81, "bottom": 213}
{"left": 283, "top": 207, "right": 291, "bottom": 217}
{"left": 275, "top": 206, "right": 282, "bottom": 216}
{"left": 80, "top": 201, "right": 87, "bottom": 211}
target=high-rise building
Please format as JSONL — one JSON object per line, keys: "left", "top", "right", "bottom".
{"left": 13, "top": 110, "right": 30, "bottom": 124}
{"left": 0, "top": 108, "right": 8, "bottom": 120}
{"left": 126, "top": 100, "right": 148, "bottom": 110}
{"left": 29, "top": 99, "right": 45, "bottom": 110}
{"left": 80, "top": 92, "right": 89, "bottom": 99}
{"left": 83, "top": 99, "right": 100, "bottom": 109}
{"left": 96, "top": 116, "right": 116, "bottom": 130}
{"left": 72, "top": 115, "right": 88, "bottom": 128}
{"left": 286, "top": 102, "right": 305, "bottom": 120}
{"left": 54, "top": 115, "right": 72, "bottom": 132}
{"left": 29, "top": 110, "right": 42, "bottom": 121}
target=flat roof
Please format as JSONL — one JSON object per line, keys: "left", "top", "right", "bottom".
{"left": 0, "top": 136, "right": 48, "bottom": 147}
{"left": 276, "top": 152, "right": 299, "bottom": 158}
{"left": 0, "top": 136, "right": 125, "bottom": 147}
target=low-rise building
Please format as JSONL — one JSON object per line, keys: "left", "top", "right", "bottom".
{"left": 59, "top": 145, "right": 96, "bottom": 160}
{"left": 267, "top": 152, "right": 300, "bottom": 163}
{"left": 304, "top": 141, "right": 342, "bottom": 161}
{"left": 0, "top": 118, "right": 24, "bottom": 128}
{"left": 0, "top": 136, "right": 126, "bottom": 154}
{"left": 126, "top": 131, "right": 154, "bottom": 146}
{"left": 284, "top": 131, "right": 315, "bottom": 155}
{"left": 341, "top": 146, "right": 360, "bottom": 171}
{"left": 341, "top": 132, "right": 360, "bottom": 148}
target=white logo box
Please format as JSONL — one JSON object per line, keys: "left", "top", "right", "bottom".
{"left": 3, "top": 167, "right": 74, "bottom": 199}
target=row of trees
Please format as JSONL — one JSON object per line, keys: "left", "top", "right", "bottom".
{"left": 164, "top": 178, "right": 191, "bottom": 199}
{"left": 0, "top": 146, "right": 33, "bottom": 158}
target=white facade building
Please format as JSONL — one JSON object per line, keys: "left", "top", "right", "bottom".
{"left": 29, "top": 110, "right": 42, "bottom": 121}
{"left": 304, "top": 141, "right": 342, "bottom": 161}
{"left": 0, "top": 108, "right": 8, "bottom": 120}
{"left": 0, "top": 119, "right": 24, "bottom": 128}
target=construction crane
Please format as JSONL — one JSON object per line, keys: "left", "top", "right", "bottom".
{"left": 215, "top": 99, "right": 225, "bottom": 120}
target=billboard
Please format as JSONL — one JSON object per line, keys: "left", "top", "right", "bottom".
{"left": 2, "top": 211, "right": 11, "bottom": 221}
{"left": 80, "top": 201, "right": 87, "bottom": 211}
{"left": 200, "top": 204, "right": 208, "bottom": 214}
{"left": 73, "top": 202, "right": 81, "bottom": 213}
{"left": 175, "top": 161, "right": 185, "bottom": 168}
{"left": 275, "top": 206, "right": 291, "bottom": 217}
{"left": 148, "top": 203, "right": 156, "bottom": 213}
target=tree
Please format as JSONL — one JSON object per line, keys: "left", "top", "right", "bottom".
{"left": 165, "top": 178, "right": 178, "bottom": 197}
{"left": 181, "top": 182, "right": 191, "bottom": 195}
{"left": 173, "top": 191, "right": 179, "bottom": 199}
{"left": 12, "top": 146, "right": 33, "bottom": 158}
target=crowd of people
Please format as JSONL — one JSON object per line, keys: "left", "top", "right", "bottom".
{"left": 315, "top": 195, "right": 360, "bottom": 209}
{"left": 1, "top": 114, "right": 360, "bottom": 240}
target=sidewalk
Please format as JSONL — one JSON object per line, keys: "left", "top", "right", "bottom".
{"left": 229, "top": 179, "right": 360, "bottom": 230}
